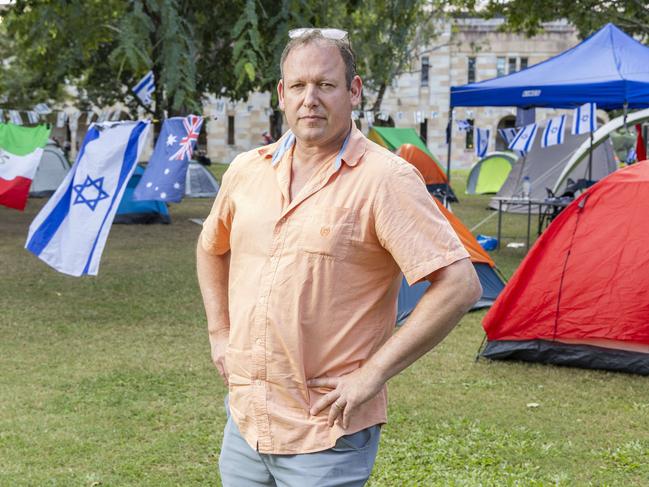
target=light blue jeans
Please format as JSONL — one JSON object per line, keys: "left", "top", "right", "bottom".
{"left": 219, "top": 396, "right": 381, "bottom": 487}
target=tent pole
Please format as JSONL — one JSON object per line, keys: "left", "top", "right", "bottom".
{"left": 445, "top": 104, "right": 453, "bottom": 208}
{"left": 588, "top": 131, "right": 593, "bottom": 181}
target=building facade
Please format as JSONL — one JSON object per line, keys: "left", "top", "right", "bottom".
{"left": 202, "top": 18, "right": 579, "bottom": 168}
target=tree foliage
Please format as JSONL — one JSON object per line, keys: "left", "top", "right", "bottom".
{"left": 478, "top": 0, "right": 649, "bottom": 41}
{"left": 0, "top": 0, "right": 458, "bottom": 127}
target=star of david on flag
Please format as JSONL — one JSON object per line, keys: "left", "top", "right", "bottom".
{"left": 572, "top": 102, "right": 597, "bottom": 135}
{"left": 25, "top": 121, "right": 151, "bottom": 276}
{"left": 72, "top": 175, "right": 110, "bottom": 210}
{"left": 474, "top": 127, "right": 490, "bottom": 157}
{"left": 508, "top": 123, "right": 538, "bottom": 154}
{"left": 541, "top": 115, "right": 567, "bottom": 148}
{"left": 133, "top": 115, "right": 204, "bottom": 202}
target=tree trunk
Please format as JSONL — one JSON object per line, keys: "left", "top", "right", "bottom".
{"left": 144, "top": 1, "right": 163, "bottom": 139}
{"left": 371, "top": 82, "right": 387, "bottom": 112}
{"left": 270, "top": 109, "right": 283, "bottom": 141}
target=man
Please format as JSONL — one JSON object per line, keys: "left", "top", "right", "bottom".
{"left": 197, "top": 28, "right": 481, "bottom": 486}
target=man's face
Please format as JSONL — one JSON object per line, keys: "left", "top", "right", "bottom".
{"left": 278, "top": 41, "right": 362, "bottom": 146}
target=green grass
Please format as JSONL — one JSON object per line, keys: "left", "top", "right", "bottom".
{"left": 1, "top": 166, "right": 647, "bottom": 486}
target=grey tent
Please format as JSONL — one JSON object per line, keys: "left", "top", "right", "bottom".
{"left": 185, "top": 161, "right": 220, "bottom": 198}
{"left": 30, "top": 142, "right": 70, "bottom": 197}
{"left": 490, "top": 119, "right": 617, "bottom": 212}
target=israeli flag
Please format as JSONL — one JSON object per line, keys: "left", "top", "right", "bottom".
{"left": 25, "top": 121, "right": 151, "bottom": 276}
{"left": 474, "top": 127, "right": 490, "bottom": 157}
{"left": 541, "top": 115, "right": 566, "bottom": 148}
{"left": 132, "top": 71, "right": 155, "bottom": 106}
{"left": 498, "top": 128, "right": 518, "bottom": 147}
{"left": 508, "top": 123, "right": 538, "bottom": 154}
{"left": 456, "top": 119, "right": 472, "bottom": 132}
{"left": 572, "top": 102, "right": 596, "bottom": 135}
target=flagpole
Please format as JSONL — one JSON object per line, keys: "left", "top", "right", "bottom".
{"left": 588, "top": 131, "right": 593, "bottom": 181}
{"left": 445, "top": 103, "right": 453, "bottom": 208}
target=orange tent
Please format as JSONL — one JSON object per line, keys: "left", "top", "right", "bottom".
{"left": 433, "top": 198, "right": 494, "bottom": 267}
{"left": 396, "top": 144, "right": 448, "bottom": 185}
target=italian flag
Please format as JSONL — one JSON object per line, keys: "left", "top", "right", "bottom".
{"left": 0, "top": 123, "right": 51, "bottom": 211}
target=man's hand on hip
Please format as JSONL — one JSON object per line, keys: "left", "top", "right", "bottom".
{"left": 210, "top": 330, "right": 229, "bottom": 386}
{"left": 308, "top": 367, "right": 384, "bottom": 429}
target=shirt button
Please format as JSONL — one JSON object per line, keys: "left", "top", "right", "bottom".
{"left": 256, "top": 338, "right": 262, "bottom": 345}
{"left": 256, "top": 380, "right": 263, "bottom": 386}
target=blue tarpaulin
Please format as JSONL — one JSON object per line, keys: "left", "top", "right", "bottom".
{"left": 451, "top": 24, "right": 649, "bottom": 109}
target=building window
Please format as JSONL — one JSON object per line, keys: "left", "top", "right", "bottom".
{"left": 497, "top": 57, "right": 506, "bottom": 77}
{"left": 465, "top": 119, "right": 474, "bottom": 149}
{"left": 508, "top": 57, "right": 517, "bottom": 74}
{"left": 467, "top": 57, "right": 476, "bottom": 84}
{"left": 520, "top": 57, "right": 528, "bottom": 70}
{"left": 227, "top": 115, "right": 235, "bottom": 145}
{"left": 420, "top": 56, "right": 430, "bottom": 86}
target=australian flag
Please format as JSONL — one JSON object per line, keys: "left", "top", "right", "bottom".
{"left": 133, "top": 115, "right": 203, "bottom": 202}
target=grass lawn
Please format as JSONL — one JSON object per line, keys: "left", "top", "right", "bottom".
{"left": 1, "top": 165, "right": 648, "bottom": 486}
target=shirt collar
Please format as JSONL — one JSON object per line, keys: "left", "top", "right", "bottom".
{"left": 259, "top": 123, "right": 367, "bottom": 171}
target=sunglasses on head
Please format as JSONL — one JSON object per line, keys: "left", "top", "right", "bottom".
{"left": 288, "top": 28, "right": 348, "bottom": 40}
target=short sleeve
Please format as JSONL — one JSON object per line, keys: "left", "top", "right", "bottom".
{"left": 200, "top": 165, "right": 236, "bottom": 255}
{"left": 373, "top": 162, "right": 470, "bottom": 285}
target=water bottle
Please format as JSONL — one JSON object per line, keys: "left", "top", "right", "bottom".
{"left": 522, "top": 176, "right": 531, "bottom": 200}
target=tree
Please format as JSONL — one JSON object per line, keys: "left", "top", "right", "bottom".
{"left": 0, "top": 0, "right": 242, "bottom": 123}
{"left": 229, "top": 0, "right": 456, "bottom": 135}
{"left": 0, "top": 0, "right": 458, "bottom": 135}
{"left": 477, "top": 0, "right": 649, "bottom": 41}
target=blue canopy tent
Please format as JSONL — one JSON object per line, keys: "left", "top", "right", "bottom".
{"left": 445, "top": 23, "right": 649, "bottom": 186}
{"left": 451, "top": 23, "right": 649, "bottom": 109}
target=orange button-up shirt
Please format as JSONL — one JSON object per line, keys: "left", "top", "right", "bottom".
{"left": 201, "top": 125, "right": 469, "bottom": 454}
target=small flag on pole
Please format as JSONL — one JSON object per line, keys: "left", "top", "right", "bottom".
{"left": 498, "top": 128, "right": 518, "bottom": 147}
{"left": 474, "top": 127, "right": 490, "bottom": 157}
{"left": 133, "top": 115, "right": 203, "bottom": 202}
{"left": 68, "top": 111, "right": 81, "bottom": 132}
{"left": 9, "top": 111, "right": 23, "bottom": 126}
{"left": 572, "top": 102, "right": 596, "bottom": 135}
{"left": 56, "top": 111, "right": 68, "bottom": 128}
{"left": 508, "top": 123, "right": 538, "bottom": 153}
{"left": 25, "top": 121, "right": 151, "bottom": 276}
{"left": 132, "top": 71, "right": 155, "bottom": 106}
{"left": 26, "top": 111, "right": 40, "bottom": 124}
{"left": 34, "top": 103, "right": 52, "bottom": 115}
{"left": 541, "top": 115, "right": 567, "bottom": 148}
{"left": 456, "top": 119, "right": 472, "bottom": 132}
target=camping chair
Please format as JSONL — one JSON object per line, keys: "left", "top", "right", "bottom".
{"left": 539, "top": 178, "right": 597, "bottom": 231}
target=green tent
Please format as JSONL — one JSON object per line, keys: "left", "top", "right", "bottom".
{"left": 368, "top": 126, "right": 437, "bottom": 159}
{"left": 466, "top": 152, "right": 517, "bottom": 195}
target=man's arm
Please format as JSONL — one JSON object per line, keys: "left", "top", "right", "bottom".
{"left": 309, "top": 257, "right": 482, "bottom": 428}
{"left": 196, "top": 239, "right": 231, "bottom": 385}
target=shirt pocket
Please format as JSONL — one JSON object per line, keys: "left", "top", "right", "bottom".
{"left": 299, "top": 207, "right": 354, "bottom": 260}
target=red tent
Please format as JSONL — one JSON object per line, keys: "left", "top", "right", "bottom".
{"left": 482, "top": 161, "right": 649, "bottom": 375}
